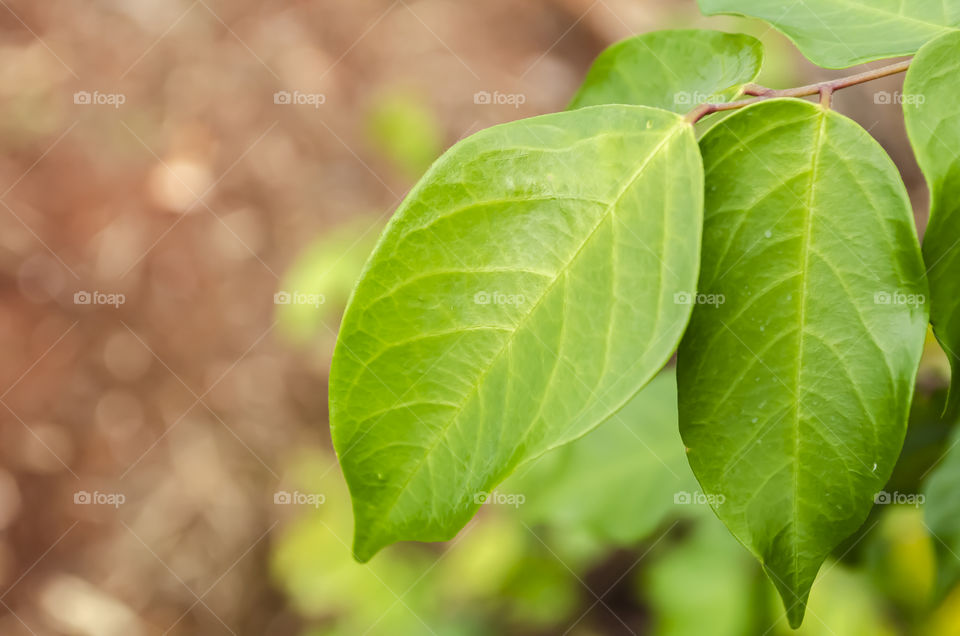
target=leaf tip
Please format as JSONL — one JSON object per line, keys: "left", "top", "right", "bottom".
{"left": 786, "top": 603, "right": 806, "bottom": 630}
{"left": 351, "top": 543, "right": 378, "bottom": 564}
{"left": 351, "top": 527, "right": 385, "bottom": 563}
{"left": 765, "top": 564, "right": 812, "bottom": 630}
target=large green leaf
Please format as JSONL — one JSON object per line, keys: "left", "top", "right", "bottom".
{"left": 331, "top": 105, "right": 704, "bottom": 562}
{"left": 698, "top": 0, "right": 959, "bottom": 68}
{"left": 506, "top": 369, "right": 698, "bottom": 546}
{"left": 568, "top": 29, "right": 762, "bottom": 112}
{"left": 677, "top": 99, "right": 928, "bottom": 627}
{"left": 903, "top": 31, "right": 960, "bottom": 416}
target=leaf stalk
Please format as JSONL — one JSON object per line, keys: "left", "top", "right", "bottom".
{"left": 684, "top": 59, "right": 911, "bottom": 123}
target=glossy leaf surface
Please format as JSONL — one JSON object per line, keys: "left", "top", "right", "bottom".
{"left": 331, "top": 105, "right": 704, "bottom": 561}
{"left": 678, "top": 99, "right": 928, "bottom": 627}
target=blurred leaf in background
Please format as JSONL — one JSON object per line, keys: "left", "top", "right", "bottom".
{"left": 270, "top": 447, "right": 583, "bottom": 636}
{"left": 276, "top": 218, "right": 383, "bottom": 345}
{"left": 275, "top": 89, "right": 454, "bottom": 346}
{"left": 923, "top": 424, "right": 960, "bottom": 600}
{"left": 365, "top": 90, "right": 443, "bottom": 180}
{"left": 643, "top": 515, "right": 760, "bottom": 636}
{"left": 270, "top": 450, "right": 444, "bottom": 635}
{"left": 507, "top": 369, "right": 698, "bottom": 547}
{"left": 864, "top": 505, "right": 934, "bottom": 618}
{"left": 927, "top": 585, "right": 960, "bottom": 636}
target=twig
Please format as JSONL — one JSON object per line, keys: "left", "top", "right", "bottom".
{"left": 684, "top": 59, "right": 912, "bottom": 123}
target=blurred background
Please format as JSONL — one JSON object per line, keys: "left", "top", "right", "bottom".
{"left": 0, "top": 0, "right": 957, "bottom": 634}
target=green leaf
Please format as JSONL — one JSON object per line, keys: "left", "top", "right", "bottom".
{"left": 568, "top": 29, "right": 762, "bottom": 112}
{"left": 507, "top": 369, "right": 698, "bottom": 545}
{"left": 863, "top": 505, "right": 935, "bottom": 612}
{"left": 903, "top": 31, "right": 960, "bottom": 416}
{"left": 923, "top": 426, "right": 960, "bottom": 596}
{"left": 330, "top": 105, "right": 704, "bottom": 562}
{"left": 677, "top": 99, "right": 928, "bottom": 627}
{"left": 698, "top": 0, "right": 959, "bottom": 68}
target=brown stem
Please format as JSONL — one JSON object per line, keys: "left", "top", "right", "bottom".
{"left": 684, "top": 58, "right": 911, "bottom": 124}
{"left": 819, "top": 86, "right": 833, "bottom": 108}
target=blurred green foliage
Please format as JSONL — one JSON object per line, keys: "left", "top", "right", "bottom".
{"left": 506, "top": 370, "right": 698, "bottom": 546}
{"left": 644, "top": 516, "right": 758, "bottom": 636}
{"left": 365, "top": 91, "right": 443, "bottom": 179}
{"left": 275, "top": 218, "right": 383, "bottom": 344}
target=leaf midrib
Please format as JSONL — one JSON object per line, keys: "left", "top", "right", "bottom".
{"left": 361, "top": 120, "right": 688, "bottom": 549}
{"left": 789, "top": 107, "right": 827, "bottom": 593}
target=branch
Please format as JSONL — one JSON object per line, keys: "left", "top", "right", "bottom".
{"left": 684, "top": 59, "right": 912, "bottom": 124}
